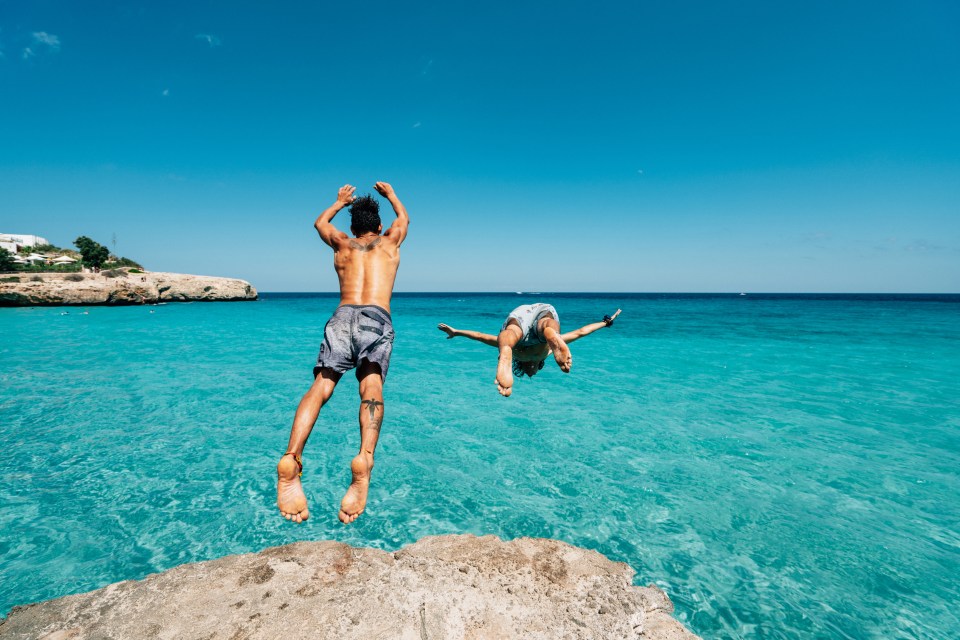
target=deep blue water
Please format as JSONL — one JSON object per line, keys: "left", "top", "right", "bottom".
{"left": 1, "top": 293, "right": 958, "bottom": 639}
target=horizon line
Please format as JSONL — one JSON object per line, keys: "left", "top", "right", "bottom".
{"left": 257, "top": 291, "right": 960, "bottom": 296}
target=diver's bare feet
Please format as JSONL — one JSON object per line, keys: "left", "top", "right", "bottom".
{"left": 338, "top": 453, "right": 374, "bottom": 524}
{"left": 544, "top": 328, "right": 572, "bottom": 372}
{"left": 277, "top": 454, "right": 309, "bottom": 524}
{"left": 496, "top": 350, "right": 514, "bottom": 396}
{"left": 437, "top": 323, "right": 457, "bottom": 339}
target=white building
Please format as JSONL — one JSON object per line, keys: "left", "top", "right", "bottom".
{"left": 0, "top": 233, "right": 50, "bottom": 254}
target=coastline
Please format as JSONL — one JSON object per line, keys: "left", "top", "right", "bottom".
{"left": 0, "top": 271, "right": 257, "bottom": 306}
{"left": 0, "top": 534, "right": 699, "bottom": 639}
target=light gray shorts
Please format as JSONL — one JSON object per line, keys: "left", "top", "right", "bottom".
{"left": 501, "top": 303, "right": 559, "bottom": 348}
{"left": 315, "top": 304, "right": 395, "bottom": 379}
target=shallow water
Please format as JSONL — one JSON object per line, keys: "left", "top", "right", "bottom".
{"left": 1, "top": 293, "right": 958, "bottom": 638}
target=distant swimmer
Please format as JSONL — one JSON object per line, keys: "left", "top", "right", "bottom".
{"left": 277, "top": 182, "right": 409, "bottom": 525}
{"left": 438, "top": 305, "right": 621, "bottom": 397}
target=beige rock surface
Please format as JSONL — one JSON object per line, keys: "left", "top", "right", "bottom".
{"left": 0, "top": 535, "right": 699, "bottom": 640}
{"left": 0, "top": 271, "right": 257, "bottom": 306}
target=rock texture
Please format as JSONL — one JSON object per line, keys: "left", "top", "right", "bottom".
{"left": 0, "top": 535, "right": 699, "bottom": 640}
{"left": 0, "top": 271, "right": 256, "bottom": 306}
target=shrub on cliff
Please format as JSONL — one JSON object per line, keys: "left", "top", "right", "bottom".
{"left": 64, "top": 273, "right": 85, "bottom": 282}
{"left": 104, "top": 257, "right": 144, "bottom": 270}
{"left": 31, "top": 243, "right": 68, "bottom": 254}
{"left": 102, "top": 269, "right": 125, "bottom": 278}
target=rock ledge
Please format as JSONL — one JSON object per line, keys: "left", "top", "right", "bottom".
{"left": 0, "top": 534, "right": 699, "bottom": 640}
{"left": 0, "top": 271, "right": 257, "bottom": 306}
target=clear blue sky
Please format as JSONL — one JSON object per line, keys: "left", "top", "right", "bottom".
{"left": 1, "top": 1, "right": 958, "bottom": 292}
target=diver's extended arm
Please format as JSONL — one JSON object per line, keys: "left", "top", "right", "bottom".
{"left": 560, "top": 309, "right": 621, "bottom": 344}
{"left": 437, "top": 323, "right": 498, "bottom": 346}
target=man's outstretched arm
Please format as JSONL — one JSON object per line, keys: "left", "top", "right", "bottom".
{"left": 437, "top": 323, "right": 498, "bottom": 346}
{"left": 560, "top": 309, "right": 622, "bottom": 344}
{"left": 376, "top": 182, "right": 410, "bottom": 246}
{"left": 314, "top": 185, "right": 355, "bottom": 247}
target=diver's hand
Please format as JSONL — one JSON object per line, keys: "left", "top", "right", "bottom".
{"left": 336, "top": 184, "right": 356, "bottom": 207}
{"left": 374, "top": 182, "right": 396, "bottom": 198}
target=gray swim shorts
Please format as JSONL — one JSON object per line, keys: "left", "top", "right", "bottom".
{"left": 315, "top": 304, "right": 395, "bottom": 379}
{"left": 502, "top": 303, "right": 559, "bottom": 348}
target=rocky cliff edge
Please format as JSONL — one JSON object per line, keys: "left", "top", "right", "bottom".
{"left": 0, "top": 534, "right": 699, "bottom": 640}
{"left": 0, "top": 271, "right": 257, "bottom": 306}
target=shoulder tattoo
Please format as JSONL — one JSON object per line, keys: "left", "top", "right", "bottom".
{"left": 349, "top": 237, "right": 382, "bottom": 252}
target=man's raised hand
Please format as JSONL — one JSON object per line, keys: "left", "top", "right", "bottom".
{"left": 337, "top": 184, "right": 356, "bottom": 206}
{"left": 374, "top": 182, "right": 395, "bottom": 198}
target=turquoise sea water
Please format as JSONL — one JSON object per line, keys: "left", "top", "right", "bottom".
{"left": 1, "top": 293, "right": 958, "bottom": 638}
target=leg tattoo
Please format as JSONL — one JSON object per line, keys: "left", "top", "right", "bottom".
{"left": 361, "top": 398, "right": 384, "bottom": 432}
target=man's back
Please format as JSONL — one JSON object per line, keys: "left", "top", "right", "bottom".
{"left": 332, "top": 234, "right": 401, "bottom": 311}
{"left": 315, "top": 182, "right": 409, "bottom": 312}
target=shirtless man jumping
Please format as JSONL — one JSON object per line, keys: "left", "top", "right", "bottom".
{"left": 277, "top": 182, "right": 409, "bottom": 524}
{"left": 438, "top": 305, "right": 621, "bottom": 396}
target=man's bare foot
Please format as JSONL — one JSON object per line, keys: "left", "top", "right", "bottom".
{"left": 437, "top": 323, "right": 456, "bottom": 339}
{"left": 338, "top": 453, "right": 374, "bottom": 524}
{"left": 545, "top": 328, "right": 572, "bottom": 372}
{"left": 277, "top": 454, "right": 309, "bottom": 524}
{"left": 496, "top": 351, "right": 514, "bottom": 396}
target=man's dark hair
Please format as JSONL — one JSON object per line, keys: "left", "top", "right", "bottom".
{"left": 513, "top": 358, "right": 545, "bottom": 378}
{"left": 350, "top": 195, "right": 381, "bottom": 235}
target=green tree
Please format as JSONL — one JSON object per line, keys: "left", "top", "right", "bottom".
{"left": 0, "top": 247, "right": 15, "bottom": 272}
{"left": 74, "top": 236, "right": 110, "bottom": 269}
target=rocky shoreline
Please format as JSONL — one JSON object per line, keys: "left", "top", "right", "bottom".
{"left": 0, "top": 535, "right": 699, "bottom": 640}
{"left": 0, "top": 271, "right": 257, "bottom": 306}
